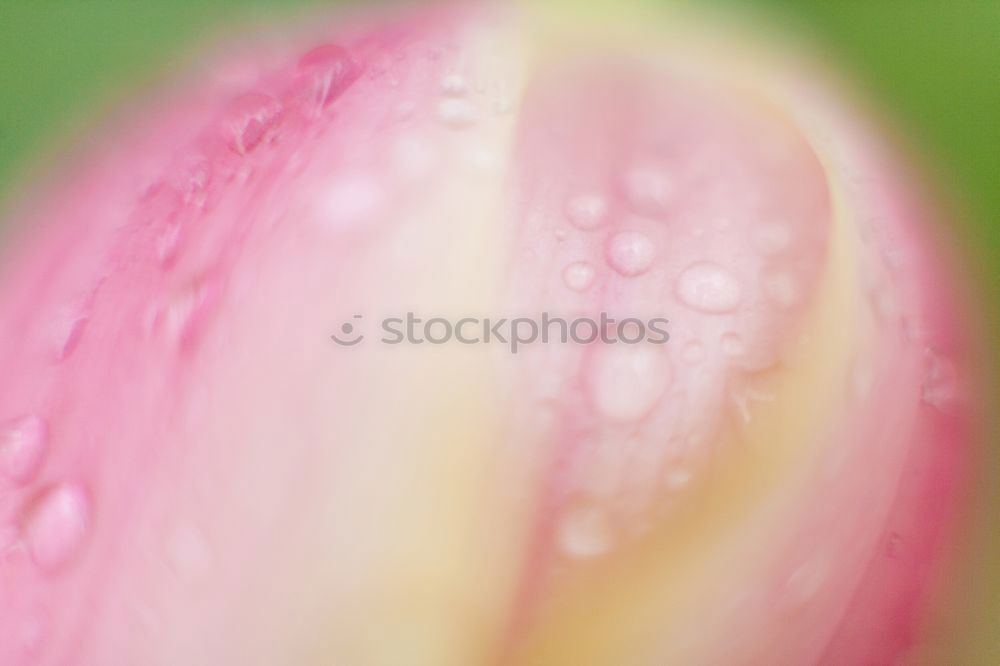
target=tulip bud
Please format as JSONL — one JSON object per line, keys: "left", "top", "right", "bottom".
{"left": 0, "top": 2, "right": 983, "bottom": 664}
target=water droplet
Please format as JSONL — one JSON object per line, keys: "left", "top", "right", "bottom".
{"left": 588, "top": 344, "right": 671, "bottom": 422}
{"left": 675, "top": 261, "right": 742, "bottom": 313}
{"left": 921, "top": 351, "right": 958, "bottom": 413}
{"left": 565, "top": 194, "right": 608, "bottom": 230}
{"left": 23, "top": 483, "right": 90, "bottom": 572}
{"left": 558, "top": 503, "right": 614, "bottom": 559}
{"left": 296, "top": 44, "right": 358, "bottom": 112}
{"left": 440, "top": 73, "right": 468, "bottom": 97}
{"left": 48, "top": 304, "right": 89, "bottom": 362}
{"left": 720, "top": 333, "right": 744, "bottom": 357}
{"left": 681, "top": 341, "right": 706, "bottom": 364}
{"left": 605, "top": 231, "right": 655, "bottom": 277}
{"left": 0, "top": 415, "right": 48, "bottom": 486}
{"left": 623, "top": 165, "right": 672, "bottom": 218}
{"left": 563, "top": 262, "right": 596, "bottom": 292}
{"left": 763, "top": 270, "right": 800, "bottom": 309}
{"left": 223, "top": 93, "right": 284, "bottom": 155}
{"left": 154, "top": 278, "right": 221, "bottom": 351}
{"left": 436, "top": 98, "right": 478, "bottom": 128}
{"left": 174, "top": 157, "right": 213, "bottom": 206}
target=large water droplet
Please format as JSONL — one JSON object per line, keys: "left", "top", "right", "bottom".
{"left": 296, "top": 44, "right": 358, "bottom": 112}
{"left": 558, "top": 502, "right": 614, "bottom": 559}
{"left": 562, "top": 261, "right": 596, "bottom": 292}
{"left": 223, "top": 93, "right": 284, "bottom": 155}
{"left": 675, "top": 261, "right": 742, "bottom": 313}
{"left": 605, "top": 231, "right": 656, "bottom": 277}
{"left": 23, "top": 483, "right": 90, "bottom": 572}
{"left": 0, "top": 415, "right": 48, "bottom": 486}
{"left": 565, "top": 194, "right": 608, "bottom": 230}
{"left": 588, "top": 343, "right": 671, "bottom": 422}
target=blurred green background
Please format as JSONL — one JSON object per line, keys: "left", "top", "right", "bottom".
{"left": 0, "top": 0, "right": 997, "bottom": 663}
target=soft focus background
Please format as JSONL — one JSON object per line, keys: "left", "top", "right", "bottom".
{"left": 0, "top": 0, "right": 997, "bottom": 662}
